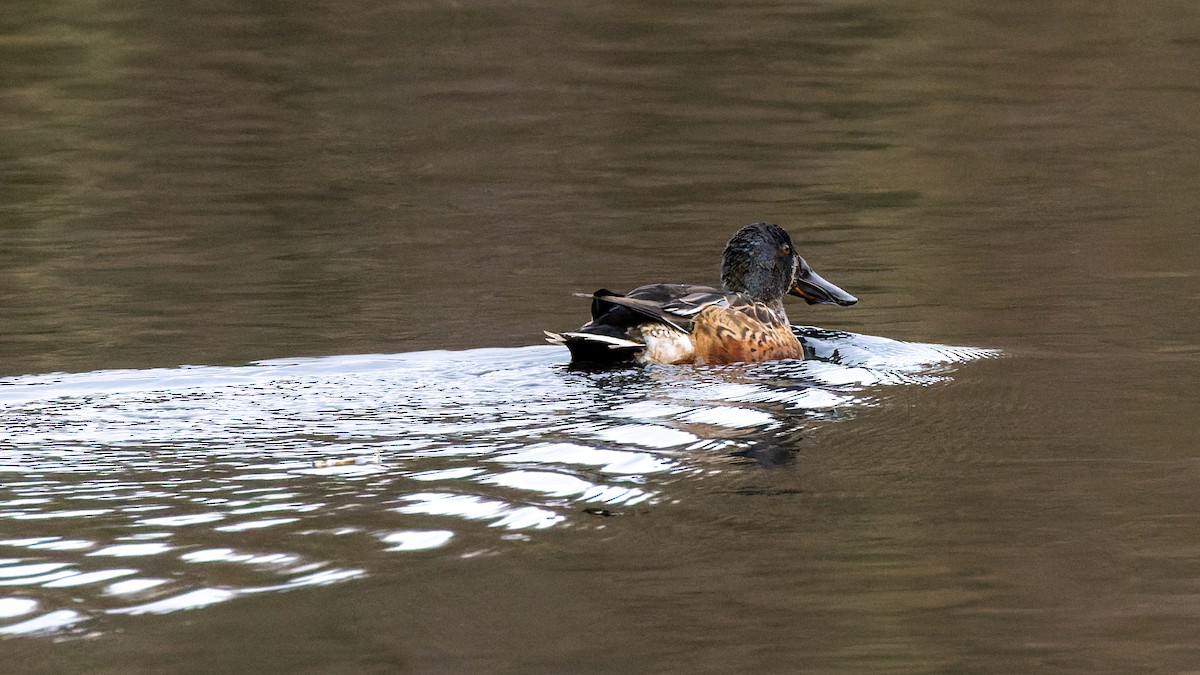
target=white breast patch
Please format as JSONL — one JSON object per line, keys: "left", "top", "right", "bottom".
{"left": 633, "top": 324, "right": 695, "bottom": 365}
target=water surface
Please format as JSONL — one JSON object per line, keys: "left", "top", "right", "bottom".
{"left": 0, "top": 331, "right": 992, "bottom": 640}
{"left": 2, "top": 0, "right": 1199, "bottom": 672}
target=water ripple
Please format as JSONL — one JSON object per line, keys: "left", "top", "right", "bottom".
{"left": 0, "top": 329, "right": 997, "bottom": 636}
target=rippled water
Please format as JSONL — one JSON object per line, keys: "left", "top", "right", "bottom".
{"left": 0, "top": 330, "right": 992, "bottom": 637}
{"left": 3, "top": 0, "right": 1198, "bottom": 670}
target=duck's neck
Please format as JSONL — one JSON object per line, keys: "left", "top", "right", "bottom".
{"left": 742, "top": 296, "right": 789, "bottom": 327}
{"left": 764, "top": 298, "right": 789, "bottom": 326}
{"left": 724, "top": 281, "right": 789, "bottom": 324}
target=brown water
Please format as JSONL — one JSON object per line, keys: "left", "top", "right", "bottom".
{"left": 2, "top": 0, "right": 1199, "bottom": 672}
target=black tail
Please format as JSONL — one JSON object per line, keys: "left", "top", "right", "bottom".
{"left": 544, "top": 331, "right": 643, "bottom": 365}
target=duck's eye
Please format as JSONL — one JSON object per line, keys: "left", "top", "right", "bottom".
{"left": 781, "top": 244, "right": 793, "bottom": 256}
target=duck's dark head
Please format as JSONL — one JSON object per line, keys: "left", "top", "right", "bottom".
{"left": 720, "top": 222, "right": 858, "bottom": 307}
{"left": 720, "top": 222, "right": 801, "bottom": 304}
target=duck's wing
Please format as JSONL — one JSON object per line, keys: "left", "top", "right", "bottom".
{"left": 660, "top": 290, "right": 735, "bottom": 319}
{"left": 582, "top": 284, "right": 729, "bottom": 334}
{"left": 664, "top": 290, "right": 787, "bottom": 326}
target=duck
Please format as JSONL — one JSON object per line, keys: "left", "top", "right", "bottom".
{"left": 544, "top": 222, "right": 857, "bottom": 366}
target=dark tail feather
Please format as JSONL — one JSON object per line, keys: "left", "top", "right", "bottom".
{"left": 583, "top": 288, "right": 623, "bottom": 321}
{"left": 544, "top": 331, "right": 643, "bottom": 364}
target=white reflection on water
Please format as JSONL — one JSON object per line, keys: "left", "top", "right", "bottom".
{"left": 380, "top": 530, "right": 455, "bottom": 551}
{"left": 489, "top": 442, "right": 675, "bottom": 475}
{"left": 214, "top": 518, "right": 300, "bottom": 532}
{"left": 88, "top": 543, "right": 174, "bottom": 557}
{"left": 0, "top": 609, "right": 85, "bottom": 635}
{"left": 592, "top": 423, "right": 699, "bottom": 448}
{"left": 180, "top": 549, "right": 301, "bottom": 565}
{"left": 138, "top": 513, "right": 226, "bottom": 527}
{"left": 480, "top": 470, "right": 597, "bottom": 497}
{"left": 0, "top": 598, "right": 38, "bottom": 618}
{"left": 0, "top": 563, "right": 71, "bottom": 579}
{"left": 42, "top": 569, "right": 137, "bottom": 588}
{"left": 105, "top": 579, "right": 169, "bottom": 595}
{"left": 108, "top": 588, "right": 237, "bottom": 616}
{"left": 0, "top": 330, "right": 996, "bottom": 636}
{"left": 395, "top": 493, "right": 565, "bottom": 530}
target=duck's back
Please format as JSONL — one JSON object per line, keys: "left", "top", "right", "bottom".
{"left": 587, "top": 283, "right": 711, "bottom": 333}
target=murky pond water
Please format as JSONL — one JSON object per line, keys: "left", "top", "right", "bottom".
{"left": 2, "top": 0, "right": 1199, "bottom": 672}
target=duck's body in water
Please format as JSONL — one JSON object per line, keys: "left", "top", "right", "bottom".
{"left": 545, "top": 222, "right": 858, "bottom": 366}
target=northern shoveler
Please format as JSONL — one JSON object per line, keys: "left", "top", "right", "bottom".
{"left": 545, "top": 222, "right": 858, "bottom": 366}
